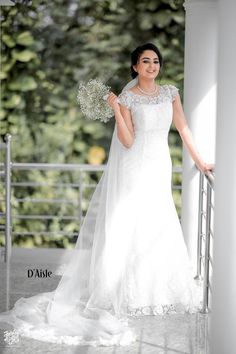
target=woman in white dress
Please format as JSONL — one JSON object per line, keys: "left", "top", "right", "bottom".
{"left": 0, "top": 43, "right": 214, "bottom": 347}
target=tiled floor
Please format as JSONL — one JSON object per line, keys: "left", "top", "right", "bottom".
{"left": 0, "top": 262, "right": 209, "bottom": 354}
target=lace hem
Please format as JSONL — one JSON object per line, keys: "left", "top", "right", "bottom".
{"left": 126, "top": 302, "right": 203, "bottom": 317}
{"left": 16, "top": 326, "right": 138, "bottom": 347}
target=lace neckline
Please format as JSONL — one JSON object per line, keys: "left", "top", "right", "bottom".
{"left": 127, "top": 85, "right": 163, "bottom": 98}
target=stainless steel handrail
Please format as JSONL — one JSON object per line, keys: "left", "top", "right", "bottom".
{"left": 9, "top": 163, "right": 105, "bottom": 242}
{"left": 0, "top": 134, "right": 12, "bottom": 262}
{"left": 195, "top": 166, "right": 215, "bottom": 313}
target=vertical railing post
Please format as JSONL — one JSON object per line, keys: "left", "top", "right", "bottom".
{"left": 79, "top": 169, "right": 83, "bottom": 227}
{"left": 4, "top": 134, "right": 12, "bottom": 263}
{"left": 195, "top": 171, "right": 204, "bottom": 280}
{"left": 201, "top": 180, "right": 212, "bottom": 313}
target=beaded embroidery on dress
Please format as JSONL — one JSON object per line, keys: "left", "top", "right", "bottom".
{"left": 0, "top": 84, "right": 203, "bottom": 347}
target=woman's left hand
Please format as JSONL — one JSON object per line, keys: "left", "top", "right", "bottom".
{"left": 197, "top": 162, "right": 215, "bottom": 174}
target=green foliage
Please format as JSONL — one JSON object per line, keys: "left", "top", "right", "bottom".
{"left": 0, "top": 0, "right": 185, "bottom": 248}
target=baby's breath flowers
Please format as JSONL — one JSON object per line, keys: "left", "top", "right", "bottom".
{"left": 77, "top": 79, "right": 114, "bottom": 123}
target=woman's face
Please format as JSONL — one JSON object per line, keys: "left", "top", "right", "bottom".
{"left": 133, "top": 50, "right": 160, "bottom": 80}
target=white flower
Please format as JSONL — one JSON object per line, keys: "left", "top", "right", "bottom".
{"left": 77, "top": 79, "right": 113, "bottom": 123}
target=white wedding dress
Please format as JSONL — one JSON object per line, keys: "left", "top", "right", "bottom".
{"left": 0, "top": 84, "right": 203, "bottom": 347}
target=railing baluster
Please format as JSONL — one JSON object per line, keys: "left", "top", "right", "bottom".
{"left": 195, "top": 171, "right": 204, "bottom": 280}
{"left": 79, "top": 170, "right": 83, "bottom": 227}
{"left": 201, "top": 174, "right": 213, "bottom": 314}
{"left": 5, "top": 134, "right": 12, "bottom": 263}
{"left": 195, "top": 165, "right": 214, "bottom": 314}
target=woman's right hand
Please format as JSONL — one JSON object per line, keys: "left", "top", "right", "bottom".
{"left": 106, "top": 92, "right": 120, "bottom": 113}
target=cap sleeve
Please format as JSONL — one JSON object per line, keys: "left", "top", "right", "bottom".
{"left": 117, "top": 90, "right": 132, "bottom": 110}
{"left": 168, "top": 85, "right": 179, "bottom": 102}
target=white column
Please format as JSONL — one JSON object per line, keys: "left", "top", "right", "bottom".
{"left": 181, "top": 0, "right": 217, "bottom": 269}
{"left": 210, "top": 0, "right": 236, "bottom": 353}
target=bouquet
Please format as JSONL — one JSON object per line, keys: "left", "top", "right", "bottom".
{"left": 77, "top": 79, "right": 114, "bottom": 123}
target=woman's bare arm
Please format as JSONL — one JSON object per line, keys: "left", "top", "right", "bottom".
{"left": 172, "top": 94, "right": 214, "bottom": 173}
{"left": 107, "top": 92, "right": 134, "bottom": 148}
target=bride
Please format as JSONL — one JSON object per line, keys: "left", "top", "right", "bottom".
{"left": 0, "top": 43, "right": 214, "bottom": 347}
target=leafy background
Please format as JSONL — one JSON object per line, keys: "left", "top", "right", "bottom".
{"left": 0, "top": 0, "right": 185, "bottom": 248}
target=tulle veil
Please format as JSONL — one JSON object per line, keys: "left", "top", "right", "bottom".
{"left": 0, "top": 78, "right": 139, "bottom": 346}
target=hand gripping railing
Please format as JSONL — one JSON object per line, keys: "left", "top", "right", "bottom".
{"left": 195, "top": 167, "right": 214, "bottom": 313}
{"left": 0, "top": 134, "right": 12, "bottom": 263}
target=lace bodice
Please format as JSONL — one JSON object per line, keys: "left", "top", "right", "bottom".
{"left": 117, "top": 84, "right": 179, "bottom": 136}
{"left": 117, "top": 84, "right": 179, "bottom": 110}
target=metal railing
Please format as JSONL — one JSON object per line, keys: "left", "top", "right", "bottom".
{"left": 0, "top": 162, "right": 105, "bottom": 253}
{"left": 9, "top": 162, "right": 105, "bottom": 226}
{"left": 195, "top": 168, "right": 215, "bottom": 313}
{"left": 0, "top": 134, "right": 12, "bottom": 263}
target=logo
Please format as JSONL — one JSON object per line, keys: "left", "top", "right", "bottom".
{"left": 1, "top": 329, "right": 20, "bottom": 347}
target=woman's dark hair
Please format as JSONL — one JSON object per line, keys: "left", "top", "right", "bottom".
{"left": 130, "top": 43, "right": 163, "bottom": 79}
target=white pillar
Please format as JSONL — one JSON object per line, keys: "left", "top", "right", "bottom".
{"left": 210, "top": 0, "right": 236, "bottom": 353}
{"left": 181, "top": 0, "right": 217, "bottom": 269}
